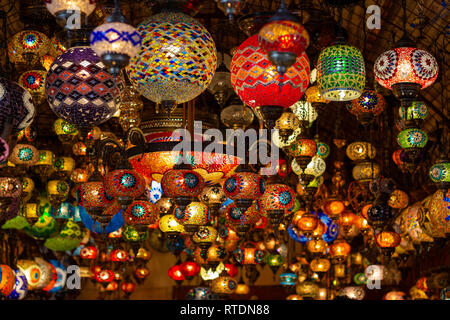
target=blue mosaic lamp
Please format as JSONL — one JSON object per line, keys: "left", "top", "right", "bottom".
{"left": 90, "top": 0, "right": 142, "bottom": 76}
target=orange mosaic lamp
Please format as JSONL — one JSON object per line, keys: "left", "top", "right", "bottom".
{"left": 128, "top": 132, "right": 240, "bottom": 186}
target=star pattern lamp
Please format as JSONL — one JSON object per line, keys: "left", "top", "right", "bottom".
{"left": 347, "top": 89, "right": 386, "bottom": 126}
{"left": 9, "top": 30, "right": 50, "bottom": 64}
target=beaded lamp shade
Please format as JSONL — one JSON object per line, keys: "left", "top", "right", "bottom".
{"left": 397, "top": 128, "right": 428, "bottom": 149}
{"left": 9, "top": 30, "right": 50, "bottom": 63}
{"left": 123, "top": 200, "right": 159, "bottom": 226}
{"left": 45, "top": 46, "right": 123, "bottom": 128}
{"left": 126, "top": 12, "right": 217, "bottom": 107}
{"left": 289, "top": 138, "right": 317, "bottom": 159}
{"left": 291, "top": 156, "right": 326, "bottom": 177}
{"left": 211, "top": 274, "right": 236, "bottom": 295}
{"left": 18, "top": 70, "right": 47, "bottom": 105}
{"left": 374, "top": 47, "right": 438, "bottom": 90}
{"left": 0, "top": 77, "right": 36, "bottom": 132}
{"left": 317, "top": 44, "right": 365, "bottom": 101}
{"left": 17, "top": 260, "right": 43, "bottom": 291}
{"left": 230, "top": 34, "right": 310, "bottom": 109}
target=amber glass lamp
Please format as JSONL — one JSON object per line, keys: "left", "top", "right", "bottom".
{"left": 306, "top": 238, "right": 327, "bottom": 256}
{"left": 310, "top": 258, "right": 331, "bottom": 273}
{"left": 296, "top": 212, "right": 319, "bottom": 237}
{"left": 329, "top": 239, "right": 351, "bottom": 263}
{"left": 375, "top": 229, "right": 401, "bottom": 256}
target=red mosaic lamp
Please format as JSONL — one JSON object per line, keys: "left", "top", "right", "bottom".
{"left": 258, "top": 0, "right": 310, "bottom": 80}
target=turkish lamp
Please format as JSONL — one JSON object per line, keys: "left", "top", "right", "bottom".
{"left": 0, "top": 177, "right": 22, "bottom": 216}
{"left": 90, "top": 0, "right": 142, "bottom": 76}
{"left": 46, "top": 0, "right": 96, "bottom": 29}
{"left": 216, "top": 0, "right": 244, "bottom": 22}
{"left": 429, "top": 157, "right": 450, "bottom": 194}
{"left": 258, "top": 0, "right": 309, "bottom": 80}
{"left": 275, "top": 109, "right": 300, "bottom": 143}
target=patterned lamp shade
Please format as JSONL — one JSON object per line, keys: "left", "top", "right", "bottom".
{"left": 34, "top": 149, "right": 54, "bottom": 166}
{"left": 7, "top": 269, "right": 28, "bottom": 300}
{"left": 123, "top": 200, "right": 159, "bottom": 226}
{"left": 317, "top": 44, "right": 365, "bottom": 101}
{"left": 127, "top": 12, "right": 216, "bottom": 108}
{"left": 329, "top": 239, "right": 351, "bottom": 261}
{"left": 388, "top": 189, "right": 409, "bottom": 210}
{"left": 316, "top": 142, "right": 330, "bottom": 159}
{"left": 9, "top": 30, "right": 50, "bottom": 63}
{"left": 290, "top": 100, "right": 318, "bottom": 125}
{"left": 53, "top": 118, "right": 79, "bottom": 136}
{"left": 352, "top": 161, "right": 380, "bottom": 182}
{"left": 174, "top": 201, "right": 210, "bottom": 227}
{"left": 0, "top": 177, "right": 22, "bottom": 199}
{"left": 161, "top": 168, "right": 205, "bottom": 198}
{"left": 310, "top": 258, "right": 331, "bottom": 273}
{"left": 375, "top": 230, "right": 401, "bottom": 248}
{"left": 346, "top": 141, "right": 376, "bottom": 161}
{"left": 289, "top": 138, "right": 317, "bottom": 164}
{"left": 258, "top": 19, "right": 309, "bottom": 57}
{"left": 90, "top": 21, "right": 142, "bottom": 60}
{"left": 199, "top": 185, "right": 227, "bottom": 207}
{"left": 234, "top": 247, "right": 265, "bottom": 265}
{"left": 374, "top": 47, "right": 438, "bottom": 90}
{"left": 45, "top": 47, "right": 123, "bottom": 128}
{"left": 158, "top": 213, "right": 184, "bottom": 235}
{"left": 17, "top": 259, "right": 43, "bottom": 290}
{"left": 223, "top": 171, "right": 265, "bottom": 200}
{"left": 291, "top": 156, "right": 326, "bottom": 177}
{"left": 47, "top": 180, "right": 70, "bottom": 197}
{"left": 211, "top": 274, "right": 236, "bottom": 295}
{"left": 54, "top": 157, "right": 75, "bottom": 174}
{"left": 104, "top": 169, "right": 145, "bottom": 199}
{"left": 427, "top": 190, "right": 450, "bottom": 236}
{"left": 347, "top": 89, "right": 386, "bottom": 123}
{"left": 0, "top": 77, "right": 36, "bottom": 133}
{"left": 79, "top": 181, "right": 113, "bottom": 210}
{"left": 260, "top": 183, "right": 296, "bottom": 212}
{"left": 397, "top": 128, "right": 428, "bottom": 149}
{"left": 399, "top": 101, "right": 428, "bottom": 120}
{"left": 18, "top": 70, "right": 47, "bottom": 105}
{"left": 224, "top": 202, "right": 263, "bottom": 229}
{"left": 429, "top": 161, "right": 450, "bottom": 184}
{"left": 9, "top": 144, "right": 39, "bottom": 166}
{"left": 193, "top": 226, "right": 217, "bottom": 245}
{"left": 305, "top": 85, "right": 330, "bottom": 104}
{"left": 0, "top": 264, "right": 15, "bottom": 296}
{"left": 230, "top": 34, "right": 310, "bottom": 109}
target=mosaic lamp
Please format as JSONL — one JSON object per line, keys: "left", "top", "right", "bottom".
{"left": 18, "top": 70, "right": 47, "bottom": 105}
{"left": 429, "top": 159, "right": 450, "bottom": 193}
{"left": 9, "top": 30, "right": 50, "bottom": 65}
{"left": 397, "top": 127, "right": 428, "bottom": 163}
{"left": 230, "top": 34, "right": 310, "bottom": 128}
{"left": 45, "top": 0, "right": 97, "bottom": 29}
{"left": 45, "top": 46, "right": 123, "bottom": 134}
{"left": 316, "top": 29, "right": 365, "bottom": 101}
{"left": 399, "top": 101, "right": 428, "bottom": 128}
{"left": 260, "top": 183, "right": 296, "bottom": 227}
{"left": 123, "top": 200, "right": 159, "bottom": 232}
{"left": 0, "top": 77, "right": 35, "bottom": 162}
{"left": 374, "top": 38, "right": 438, "bottom": 107}
{"left": 289, "top": 137, "right": 317, "bottom": 171}
{"left": 258, "top": 0, "right": 309, "bottom": 79}
{"left": 161, "top": 159, "right": 205, "bottom": 213}
{"left": 90, "top": 0, "right": 142, "bottom": 76}
{"left": 127, "top": 11, "right": 217, "bottom": 115}
{"left": 174, "top": 201, "right": 210, "bottom": 235}
{"left": 104, "top": 168, "right": 145, "bottom": 209}
{"left": 347, "top": 89, "right": 386, "bottom": 126}
{"left": 223, "top": 165, "right": 265, "bottom": 218}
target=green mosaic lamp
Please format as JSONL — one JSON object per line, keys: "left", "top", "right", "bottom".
{"left": 316, "top": 27, "right": 365, "bottom": 101}
{"left": 397, "top": 128, "right": 428, "bottom": 163}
